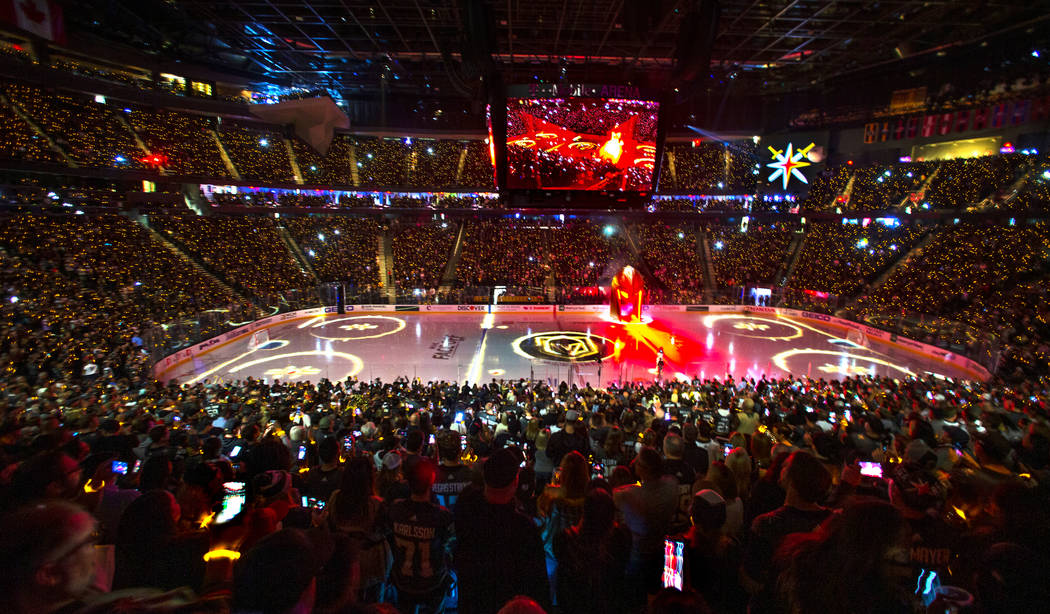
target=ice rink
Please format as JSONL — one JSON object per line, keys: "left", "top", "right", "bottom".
{"left": 157, "top": 308, "right": 985, "bottom": 387}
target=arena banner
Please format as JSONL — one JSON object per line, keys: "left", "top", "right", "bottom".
{"left": 491, "top": 304, "right": 555, "bottom": 313}
{"left": 557, "top": 305, "right": 605, "bottom": 312}
{"left": 423, "top": 305, "right": 488, "bottom": 312}
{"left": 394, "top": 305, "right": 420, "bottom": 312}
{"left": 498, "top": 295, "right": 547, "bottom": 304}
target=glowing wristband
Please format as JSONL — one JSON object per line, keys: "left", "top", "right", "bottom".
{"left": 203, "top": 549, "right": 241, "bottom": 562}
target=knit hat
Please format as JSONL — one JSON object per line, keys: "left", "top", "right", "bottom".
{"left": 253, "top": 470, "right": 292, "bottom": 500}
{"left": 382, "top": 450, "right": 402, "bottom": 471}
{"left": 483, "top": 447, "right": 522, "bottom": 489}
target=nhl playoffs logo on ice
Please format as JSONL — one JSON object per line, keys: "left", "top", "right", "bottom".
{"left": 511, "top": 331, "right": 614, "bottom": 363}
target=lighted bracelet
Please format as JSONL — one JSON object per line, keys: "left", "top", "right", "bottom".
{"left": 203, "top": 549, "right": 242, "bottom": 562}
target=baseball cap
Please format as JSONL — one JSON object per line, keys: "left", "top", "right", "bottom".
{"left": 889, "top": 463, "right": 944, "bottom": 513}
{"left": 565, "top": 410, "right": 580, "bottom": 422}
{"left": 690, "top": 489, "right": 727, "bottom": 531}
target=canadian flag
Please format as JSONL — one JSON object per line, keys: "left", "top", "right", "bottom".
{"left": 1, "top": 0, "right": 65, "bottom": 43}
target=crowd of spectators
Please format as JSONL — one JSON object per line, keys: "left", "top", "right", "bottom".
{"left": 636, "top": 223, "right": 706, "bottom": 303}
{"left": 283, "top": 217, "right": 381, "bottom": 289}
{"left": 355, "top": 138, "right": 411, "bottom": 188}
{"left": 661, "top": 142, "right": 759, "bottom": 194}
{"left": 292, "top": 137, "right": 355, "bottom": 186}
{"left": 788, "top": 221, "right": 929, "bottom": 298}
{"left": 924, "top": 155, "right": 1023, "bottom": 210}
{"left": 127, "top": 108, "right": 231, "bottom": 179}
{"left": 456, "top": 220, "right": 550, "bottom": 286}
{"left": 217, "top": 123, "right": 295, "bottom": 183}
{"left": 0, "top": 213, "right": 232, "bottom": 324}
{"left": 458, "top": 219, "right": 626, "bottom": 288}
{"left": 391, "top": 220, "right": 457, "bottom": 292}
{"left": 0, "top": 360, "right": 1047, "bottom": 614}
{"left": 548, "top": 221, "right": 628, "bottom": 287}
{"left": 0, "top": 100, "right": 63, "bottom": 164}
{"left": 846, "top": 162, "right": 934, "bottom": 211}
{"left": 850, "top": 222, "right": 1050, "bottom": 364}
{"left": 151, "top": 214, "right": 313, "bottom": 296}
{"left": 5, "top": 84, "right": 146, "bottom": 169}
{"left": 461, "top": 141, "right": 497, "bottom": 189}
{"left": 796, "top": 166, "right": 850, "bottom": 210}
{"left": 709, "top": 223, "right": 795, "bottom": 290}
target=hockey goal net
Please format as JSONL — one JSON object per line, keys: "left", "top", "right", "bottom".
{"left": 247, "top": 329, "right": 270, "bottom": 350}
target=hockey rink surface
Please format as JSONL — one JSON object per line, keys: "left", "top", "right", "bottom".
{"left": 157, "top": 308, "right": 985, "bottom": 387}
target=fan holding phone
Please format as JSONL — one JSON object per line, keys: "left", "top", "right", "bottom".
{"left": 660, "top": 489, "right": 746, "bottom": 613}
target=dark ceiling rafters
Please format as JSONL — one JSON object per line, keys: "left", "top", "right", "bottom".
{"left": 61, "top": 0, "right": 1050, "bottom": 98}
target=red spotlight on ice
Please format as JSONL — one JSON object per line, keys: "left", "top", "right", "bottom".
{"left": 610, "top": 265, "right": 645, "bottom": 323}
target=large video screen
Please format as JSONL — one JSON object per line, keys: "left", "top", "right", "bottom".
{"left": 505, "top": 97, "right": 659, "bottom": 191}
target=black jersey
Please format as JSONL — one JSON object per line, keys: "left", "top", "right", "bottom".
{"left": 388, "top": 499, "right": 454, "bottom": 595}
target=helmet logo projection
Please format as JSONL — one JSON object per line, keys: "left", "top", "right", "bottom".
{"left": 766, "top": 142, "right": 815, "bottom": 189}
{"left": 610, "top": 265, "right": 646, "bottom": 323}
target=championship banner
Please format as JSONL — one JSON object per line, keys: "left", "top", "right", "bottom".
{"left": 893, "top": 118, "right": 906, "bottom": 140}
{"left": 1032, "top": 96, "right": 1050, "bottom": 122}
{"left": 954, "top": 110, "right": 970, "bottom": 133}
{"left": 906, "top": 117, "right": 920, "bottom": 139}
{"left": 863, "top": 123, "right": 878, "bottom": 144}
{"left": 920, "top": 115, "right": 937, "bottom": 137}
{"left": 938, "top": 113, "right": 952, "bottom": 135}
{"left": 973, "top": 107, "right": 988, "bottom": 130}
{"left": 1012, "top": 100, "right": 1030, "bottom": 125}
{"left": 991, "top": 103, "right": 1007, "bottom": 128}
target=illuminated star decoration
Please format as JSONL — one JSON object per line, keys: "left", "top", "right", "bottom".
{"left": 339, "top": 323, "right": 378, "bottom": 331}
{"left": 816, "top": 363, "right": 874, "bottom": 377}
{"left": 733, "top": 322, "right": 770, "bottom": 331}
{"left": 263, "top": 365, "right": 322, "bottom": 380}
{"left": 767, "top": 142, "right": 815, "bottom": 190}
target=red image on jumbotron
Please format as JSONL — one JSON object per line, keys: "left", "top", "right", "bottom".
{"left": 506, "top": 98, "right": 659, "bottom": 191}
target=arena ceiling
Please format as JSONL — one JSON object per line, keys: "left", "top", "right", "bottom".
{"left": 67, "top": 0, "right": 1050, "bottom": 98}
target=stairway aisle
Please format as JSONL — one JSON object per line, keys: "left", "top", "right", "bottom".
{"left": 133, "top": 216, "right": 248, "bottom": 304}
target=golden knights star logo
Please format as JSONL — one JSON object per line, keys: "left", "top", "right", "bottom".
{"left": 767, "top": 142, "right": 815, "bottom": 189}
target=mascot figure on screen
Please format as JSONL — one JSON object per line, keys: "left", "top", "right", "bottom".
{"left": 610, "top": 265, "right": 646, "bottom": 323}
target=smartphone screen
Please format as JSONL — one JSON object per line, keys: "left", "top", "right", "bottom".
{"left": 662, "top": 539, "right": 685, "bottom": 590}
{"left": 858, "top": 461, "right": 883, "bottom": 478}
{"left": 343, "top": 435, "right": 353, "bottom": 450}
{"left": 132, "top": 459, "right": 142, "bottom": 473}
{"left": 297, "top": 445, "right": 307, "bottom": 460}
{"left": 724, "top": 444, "right": 733, "bottom": 457}
{"left": 428, "top": 433, "right": 436, "bottom": 446}
{"left": 216, "top": 481, "right": 246, "bottom": 524}
{"left": 230, "top": 445, "right": 242, "bottom": 458}
{"left": 111, "top": 460, "right": 128, "bottom": 475}
{"left": 300, "top": 495, "right": 326, "bottom": 510}
{"left": 460, "top": 435, "right": 467, "bottom": 451}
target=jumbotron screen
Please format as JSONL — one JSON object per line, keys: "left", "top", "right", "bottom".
{"left": 505, "top": 97, "right": 659, "bottom": 191}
